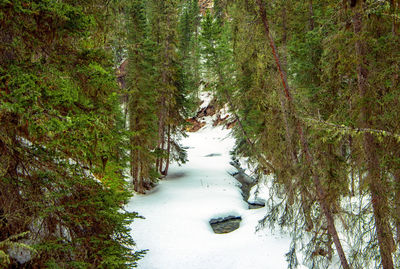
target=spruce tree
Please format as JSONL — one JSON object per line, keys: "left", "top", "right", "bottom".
{"left": 126, "top": 0, "right": 159, "bottom": 194}
{"left": 224, "top": 0, "right": 400, "bottom": 267}
{"left": 0, "top": 0, "right": 144, "bottom": 267}
{"left": 147, "top": 0, "right": 189, "bottom": 177}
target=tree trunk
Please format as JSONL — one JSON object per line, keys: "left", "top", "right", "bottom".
{"left": 308, "top": 0, "right": 315, "bottom": 31}
{"left": 123, "top": 94, "right": 129, "bottom": 129}
{"left": 352, "top": 6, "right": 394, "bottom": 269}
{"left": 159, "top": 128, "right": 165, "bottom": 174}
{"left": 298, "top": 123, "right": 350, "bottom": 269}
{"left": 162, "top": 125, "right": 171, "bottom": 176}
{"left": 394, "top": 170, "right": 400, "bottom": 243}
{"left": 157, "top": 95, "right": 166, "bottom": 175}
{"left": 256, "top": 1, "right": 350, "bottom": 268}
{"left": 390, "top": 0, "right": 398, "bottom": 35}
{"left": 129, "top": 95, "right": 144, "bottom": 193}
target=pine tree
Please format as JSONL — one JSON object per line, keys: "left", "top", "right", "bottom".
{"left": 0, "top": 0, "right": 144, "bottom": 267}
{"left": 126, "top": 0, "right": 159, "bottom": 194}
{"left": 224, "top": 0, "right": 400, "bottom": 267}
{"left": 179, "top": 0, "right": 201, "bottom": 103}
{"left": 148, "top": 0, "right": 189, "bottom": 177}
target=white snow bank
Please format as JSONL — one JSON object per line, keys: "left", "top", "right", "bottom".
{"left": 198, "top": 91, "right": 214, "bottom": 110}
{"left": 126, "top": 119, "right": 296, "bottom": 268}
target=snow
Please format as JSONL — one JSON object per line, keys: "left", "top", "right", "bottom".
{"left": 236, "top": 156, "right": 258, "bottom": 179}
{"left": 248, "top": 180, "right": 270, "bottom": 205}
{"left": 198, "top": 91, "right": 213, "bottom": 110}
{"left": 126, "top": 111, "right": 295, "bottom": 268}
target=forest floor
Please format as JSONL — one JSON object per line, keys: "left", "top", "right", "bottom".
{"left": 126, "top": 94, "right": 298, "bottom": 269}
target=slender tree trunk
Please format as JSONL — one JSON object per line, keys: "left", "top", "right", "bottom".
{"left": 352, "top": 6, "right": 394, "bottom": 269}
{"left": 131, "top": 151, "right": 142, "bottom": 193}
{"left": 298, "top": 123, "right": 350, "bottom": 269}
{"left": 390, "top": 0, "right": 398, "bottom": 35}
{"left": 158, "top": 20, "right": 171, "bottom": 175}
{"left": 129, "top": 95, "right": 143, "bottom": 193}
{"left": 157, "top": 95, "right": 166, "bottom": 175}
{"left": 159, "top": 127, "right": 165, "bottom": 174}
{"left": 365, "top": 134, "right": 394, "bottom": 269}
{"left": 123, "top": 94, "right": 129, "bottom": 129}
{"left": 162, "top": 125, "right": 171, "bottom": 176}
{"left": 308, "top": 0, "right": 315, "bottom": 31}
{"left": 155, "top": 158, "right": 160, "bottom": 175}
{"left": 349, "top": 135, "right": 355, "bottom": 197}
{"left": 257, "top": 1, "right": 298, "bottom": 165}
{"left": 394, "top": 170, "right": 400, "bottom": 243}
{"left": 257, "top": 0, "right": 292, "bottom": 102}
{"left": 256, "top": 1, "right": 350, "bottom": 268}
{"left": 137, "top": 151, "right": 143, "bottom": 191}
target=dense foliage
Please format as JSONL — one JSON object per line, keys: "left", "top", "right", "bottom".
{"left": 3, "top": 0, "right": 400, "bottom": 268}
{"left": 125, "top": 0, "right": 200, "bottom": 193}
{"left": 210, "top": 0, "right": 400, "bottom": 268}
{"left": 1, "top": 0, "right": 201, "bottom": 265}
{"left": 0, "top": 0, "right": 145, "bottom": 267}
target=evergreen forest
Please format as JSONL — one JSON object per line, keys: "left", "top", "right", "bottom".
{"left": 1, "top": 0, "right": 400, "bottom": 268}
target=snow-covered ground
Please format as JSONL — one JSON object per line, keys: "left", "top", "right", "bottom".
{"left": 126, "top": 97, "right": 293, "bottom": 268}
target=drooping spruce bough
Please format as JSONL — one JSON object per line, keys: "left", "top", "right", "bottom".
{"left": 202, "top": 0, "right": 400, "bottom": 268}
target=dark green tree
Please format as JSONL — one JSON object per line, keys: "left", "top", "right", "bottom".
{"left": 0, "top": 0, "right": 144, "bottom": 267}
{"left": 147, "top": 0, "right": 190, "bottom": 176}
{"left": 126, "top": 0, "right": 159, "bottom": 194}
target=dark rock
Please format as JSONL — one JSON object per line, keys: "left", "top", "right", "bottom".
{"left": 229, "top": 160, "right": 240, "bottom": 168}
{"left": 204, "top": 153, "right": 221, "bottom": 157}
{"left": 209, "top": 216, "right": 242, "bottom": 234}
{"left": 248, "top": 202, "right": 265, "bottom": 209}
{"left": 230, "top": 171, "right": 239, "bottom": 177}
{"left": 232, "top": 169, "right": 256, "bottom": 202}
{"left": 230, "top": 157, "right": 264, "bottom": 209}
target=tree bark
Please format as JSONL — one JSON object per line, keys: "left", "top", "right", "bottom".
{"left": 162, "top": 125, "right": 171, "bottom": 176}
{"left": 157, "top": 94, "right": 166, "bottom": 175}
{"left": 123, "top": 94, "right": 129, "bottom": 129}
{"left": 129, "top": 95, "right": 144, "bottom": 193}
{"left": 309, "top": 0, "right": 315, "bottom": 31}
{"left": 352, "top": 6, "right": 394, "bottom": 268}
{"left": 256, "top": 1, "right": 350, "bottom": 268}
{"left": 394, "top": 170, "right": 400, "bottom": 243}
{"left": 159, "top": 127, "right": 165, "bottom": 174}
{"left": 390, "top": 0, "right": 398, "bottom": 35}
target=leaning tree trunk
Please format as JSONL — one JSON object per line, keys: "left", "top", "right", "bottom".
{"left": 352, "top": 5, "right": 394, "bottom": 268}
{"left": 256, "top": 1, "right": 350, "bottom": 268}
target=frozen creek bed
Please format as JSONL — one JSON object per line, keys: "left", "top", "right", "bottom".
{"left": 126, "top": 115, "right": 293, "bottom": 269}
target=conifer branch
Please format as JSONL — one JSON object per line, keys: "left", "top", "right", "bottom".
{"left": 303, "top": 117, "right": 400, "bottom": 141}
{"left": 256, "top": 1, "right": 351, "bottom": 267}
